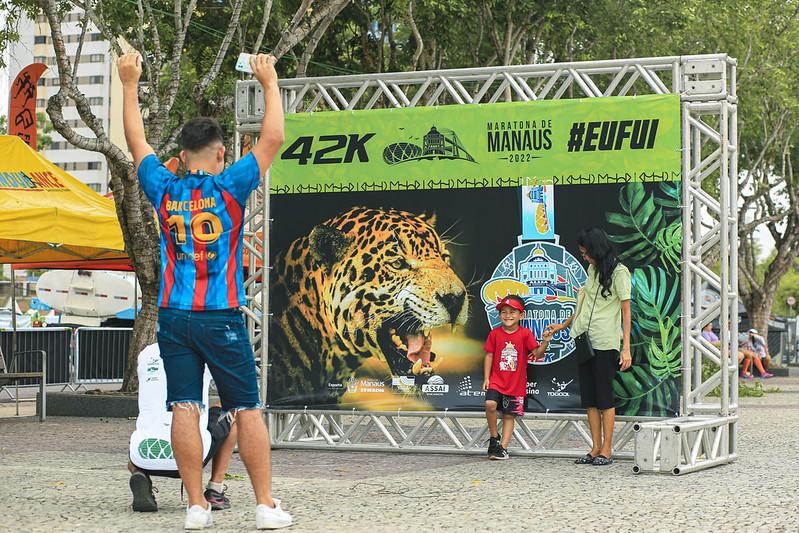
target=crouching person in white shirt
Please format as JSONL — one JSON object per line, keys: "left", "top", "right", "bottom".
{"left": 128, "top": 343, "right": 238, "bottom": 512}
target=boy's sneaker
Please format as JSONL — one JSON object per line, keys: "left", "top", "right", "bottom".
{"left": 487, "top": 433, "right": 502, "bottom": 458}
{"left": 491, "top": 447, "right": 510, "bottom": 460}
{"left": 760, "top": 372, "right": 775, "bottom": 379}
{"left": 184, "top": 503, "right": 213, "bottom": 530}
{"left": 129, "top": 471, "right": 157, "bottom": 512}
{"left": 204, "top": 486, "right": 231, "bottom": 510}
{"left": 256, "top": 498, "right": 293, "bottom": 530}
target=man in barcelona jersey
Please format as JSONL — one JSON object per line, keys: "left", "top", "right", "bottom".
{"left": 119, "top": 51, "right": 290, "bottom": 530}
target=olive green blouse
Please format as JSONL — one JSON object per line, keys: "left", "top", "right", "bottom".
{"left": 569, "top": 263, "right": 632, "bottom": 351}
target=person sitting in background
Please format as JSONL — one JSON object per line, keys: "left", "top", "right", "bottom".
{"left": 748, "top": 329, "right": 773, "bottom": 371}
{"left": 701, "top": 323, "right": 748, "bottom": 366}
{"left": 128, "top": 343, "right": 237, "bottom": 512}
{"left": 739, "top": 331, "right": 773, "bottom": 379}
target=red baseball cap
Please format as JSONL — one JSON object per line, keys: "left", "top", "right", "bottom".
{"left": 496, "top": 297, "right": 525, "bottom": 313}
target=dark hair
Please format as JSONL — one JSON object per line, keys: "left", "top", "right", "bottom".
{"left": 577, "top": 228, "right": 619, "bottom": 299}
{"left": 503, "top": 294, "right": 526, "bottom": 308}
{"left": 180, "top": 117, "right": 224, "bottom": 152}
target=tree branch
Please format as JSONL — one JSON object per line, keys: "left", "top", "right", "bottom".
{"left": 272, "top": 0, "right": 350, "bottom": 59}
{"left": 71, "top": 7, "right": 90, "bottom": 79}
{"left": 253, "top": 0, "right": 274, "bottom": 53}
{"left": 406, "top": 0, "right": 423, "bottom": 71}
{"left": 150, "top": 0, "right": 197, "bottom": 145}
{"left": 297, "top": 0, "right": 348, "bottom": 77}
{"left": 193, "top": 0, "right": 245, "bottom": 105}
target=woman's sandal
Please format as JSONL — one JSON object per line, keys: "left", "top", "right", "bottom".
{"left": 574, "top": 453, "right": 595, "bottom": 464}
{"left": 592, "top": 454, "right": 613, "bottom": 466}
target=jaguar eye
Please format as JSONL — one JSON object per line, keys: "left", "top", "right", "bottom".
{"left": 388, "top": 258, "right": 410, "bottom": 270}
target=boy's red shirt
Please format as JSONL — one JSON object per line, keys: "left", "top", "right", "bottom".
{"left": 484, "top": 326, "right": 539, "bottom": 397}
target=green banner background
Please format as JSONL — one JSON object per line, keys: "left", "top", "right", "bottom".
{"left": 271, "top": 94, "right": 681, "bottom": 194}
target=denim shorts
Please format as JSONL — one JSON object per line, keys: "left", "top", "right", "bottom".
{"left": 157, "top": 308, "right": 261, "bottom": 412}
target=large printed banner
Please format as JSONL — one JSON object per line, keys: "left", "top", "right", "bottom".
{"left": 271, "top": 94, "right": 680, "bottom": 193}
{"left": 267, "top": 94, "right": 682, "bottom": 417}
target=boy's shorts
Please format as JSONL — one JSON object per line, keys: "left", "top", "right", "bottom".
{"left": 485, "top": 389, "right": 525, "bottom": 416}
{"left": 157, "top": 307, "right": 261, "bottom": 413}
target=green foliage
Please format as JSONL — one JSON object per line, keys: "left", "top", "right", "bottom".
{"left": 701, "top": 360, "right": 780, "bottom": 398}
{"left": 771, "top": 265, "right": 799, "bottom": 317}
{"left": 606, "top": 182, "right": 682, "bottom": 272}
{"left": 0, "top": 1, "right": 42, "bottom": 69}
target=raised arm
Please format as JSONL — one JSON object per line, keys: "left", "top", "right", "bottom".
{"left": 250, "top": 54, "right": 285, "bottom": 175}
{"left": 118, "top": 53, "right": 155, "bottom": 171}
{"left": 532, "top": 329, "right": 553, "bottom": 358}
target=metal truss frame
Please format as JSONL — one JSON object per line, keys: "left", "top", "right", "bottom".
{"left": 267, "top": 410, "right": 637, "bottom": 459}
{"left": 235, "top": 53, "right": 738, "bottom": 472}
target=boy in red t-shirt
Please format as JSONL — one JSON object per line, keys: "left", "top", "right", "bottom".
{"left": 483, "top": 294, "right": 551, "bottom": 460}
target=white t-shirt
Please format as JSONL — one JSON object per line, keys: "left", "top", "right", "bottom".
{"left": 128, "top": 344, "right": 212, "bottom": 471}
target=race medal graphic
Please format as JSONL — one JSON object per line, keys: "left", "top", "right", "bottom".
{"left": 522, "top": 184, "right": 555, "bottom": 240}
{"left": 481, "top": 240, "right": 587, "bottom": 364}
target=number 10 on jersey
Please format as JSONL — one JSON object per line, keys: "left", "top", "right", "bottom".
{"left": 166, "top": 213, "right": 223, "bottom": 245}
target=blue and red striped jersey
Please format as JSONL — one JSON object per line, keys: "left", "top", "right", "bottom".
{"left": 137, "top": 153, "right": 261, "bottom": 310}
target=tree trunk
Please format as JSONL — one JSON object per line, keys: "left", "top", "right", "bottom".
{"left": 744, "top": 291, "right": 773, "bottom": 338}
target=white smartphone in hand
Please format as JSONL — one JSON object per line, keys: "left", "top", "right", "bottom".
{"left": 235, "top": 53, "right": 254, "bottom": 74}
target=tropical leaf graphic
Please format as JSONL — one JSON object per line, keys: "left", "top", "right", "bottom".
{"left": 630, "top": 266, "right": 680, "bottom": 333}
{"left": 654, "top": 181, "right": 681, "bottom": 218}
{"left": 615, "top": 265, "right": 682, "bottom": 416}
{"left": 613, "top": 365, "right": 680, "bottom": 417}
{"left": 647, "top": 318, "right": 681, "bottom": 379}
{"left": 606, "top": 181, "right": 682, "bottom": 271}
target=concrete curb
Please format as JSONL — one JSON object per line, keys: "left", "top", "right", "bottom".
{"left": 39, "top": 391, "right": 138, "bottom": 418}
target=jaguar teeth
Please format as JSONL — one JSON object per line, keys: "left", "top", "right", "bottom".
{"left": 423, "top": 329, "right": 431, "bottom": 338}
{"left": 451, "top": 325, "right": 458, "bottom": 334}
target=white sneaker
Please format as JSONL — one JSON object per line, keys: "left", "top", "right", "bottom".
{"left": 184, "top": 503, "right": 213, "bottom": 530}
{"left": 256, "top": 498, "right": 293, "bottom": 530}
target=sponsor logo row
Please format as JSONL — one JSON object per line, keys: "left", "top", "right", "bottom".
{"left": 328, "top": 375, "right": 574, "bottom": 397}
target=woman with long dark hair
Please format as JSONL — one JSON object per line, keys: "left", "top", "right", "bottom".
{"left": 546, "top": 227, "right": 632, "bottom": 466}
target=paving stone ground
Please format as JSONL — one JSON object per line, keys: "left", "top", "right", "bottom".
{"left": 1, "top": 377, "right": 797, "bottom": 532}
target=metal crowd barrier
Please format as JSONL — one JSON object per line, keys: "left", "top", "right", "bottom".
{"left": 0, "top": 327, "right": 72, "bottom": 386}
{"left": 74, "top": 327, "right": 132, "bottom": 384}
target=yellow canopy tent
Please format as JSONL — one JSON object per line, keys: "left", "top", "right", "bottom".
{"left": 0, "top": 136, "right": 128, "bottom": 420}
{"left": 0, "top": 135, "right": 127, "bottom": 264}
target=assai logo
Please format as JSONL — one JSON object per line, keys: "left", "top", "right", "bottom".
{"left": 383, "top": 125, "right": 476, "bottom": 165}
{"left": 422, "top": 375, "right": 449, "bottom": 395}
{"left": 481, "top": 240, "right": 587, "bottom": 364}
{"left": 547, "top": 378, "right": 574, "bottom": 397}
{"left": 457, "top": 376, "right": 485, "bottom": 397}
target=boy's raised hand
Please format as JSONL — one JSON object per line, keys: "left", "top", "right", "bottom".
{"left": 118, "top": 53, "right": 142, "bottom": 86}
{"left": 250, "top": 53, "right": 278, "bottom": 88}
